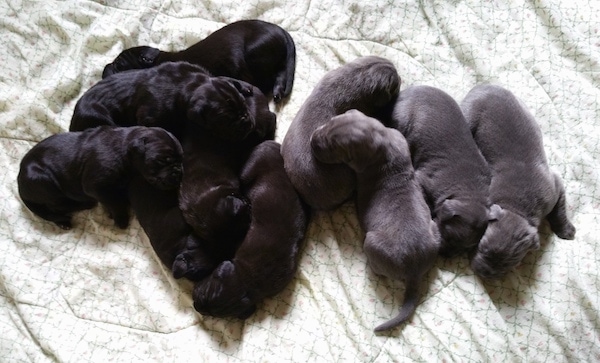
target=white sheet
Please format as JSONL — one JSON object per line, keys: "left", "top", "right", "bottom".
{"left": 1, "top": 0, "right": 599, "bottom": 362}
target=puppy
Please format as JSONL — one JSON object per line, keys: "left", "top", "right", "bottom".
{"left": 18, "top": 126, "right": 183, "bottom": 229}
{"left": 101, "top": 19, "right": 296, "bottom": 102}
{"left": 193, "top": 141, "right": 309, "bottom": 319}
{"left": 461, "top": 84, "right": 576, "bottom": 279}
{"left": 281, "top": 56, "right": 400, "bottom": 210}
{"left": 179, "top": 82, "right": 277, "bottom": 261}
{"left": 128, "top": 175, "right": 218, "bottom": 281}
{"left": 389, "top": 85, "right": 492, "bottom": 257}
{"left": 310, "top": 110, "right": 440, "bottom": 332}
{"left": 70, "top": 61, "right": 248, "bottom": 138}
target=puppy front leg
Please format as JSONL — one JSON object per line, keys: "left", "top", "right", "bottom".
{"left": 546, "top": 173, "right": 576, "bottom": 240}
{"left": 93, "top": 189, "right": 131, "bottom": 229}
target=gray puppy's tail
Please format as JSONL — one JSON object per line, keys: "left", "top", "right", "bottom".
{"left": 272, "top": 29, "right": 296, "bottom": 103}
{"left": 374, "top": 278, "right": 420, "bottom": 332}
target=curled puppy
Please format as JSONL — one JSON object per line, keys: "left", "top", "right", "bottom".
{"left": 70, "top": 61, "right": 213, "bottom": 136}
{"left": 128, "top": 175, "right": 218, "bottom": 281}
{"left": 179, "top": 81, "right": 277, "bottom": 261}
{"left": 281, "top": 56, "right": 400, "bottom": 210}
{"left": 310, "top": 110, "right": 440, "bottom": 332}
{"left": 193, "top": 141, "right": 309, "bottom": 319}
{"left": 389, "top": 85, "right": 492, "bottom": 256}
{"left": 461, "top": 84, "right": 576, "bottom": 279}
{"left": 101, "top": 19, "right": 296, "bottom": 102}
{"left": 18, "top": 126, "right": 183, "bottom": 229}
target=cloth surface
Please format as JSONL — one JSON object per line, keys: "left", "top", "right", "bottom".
{"left": 1, "top": 0, "right": 599, "bottom": 362}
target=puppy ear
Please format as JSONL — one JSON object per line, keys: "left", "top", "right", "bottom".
{"left": 131, "top": 136, "right": 147, "bottom": 155}
{"left": 186, "top": 101, "right": 207, "bottom": 125}
{"left": 488, "top": 204, "right": 503, "bottom": 221}
{"left": 438, "top": 199, "right": 466, "bottom": 222}
{"left": 225, "top": 78, "right": 253, "bottom": 96}
{"left": 215, "top": 260, "right": 235, "bottom": 278}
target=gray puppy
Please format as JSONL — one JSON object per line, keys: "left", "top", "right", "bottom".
{"left": 18, "top": 126, "right": 183, "bottom": 229}
{"left": 461, "top": 84, "right": 576, "bottom": 279}
{"left": 193, "top": 141, "right": 309, "bottom": 319}
{"left": 389, "top": 85, "right": 492, "bottom": 257}
{"left": 311, "top": 110, "right": 440, "bottom": 332}
{"left": 281, "top": 56, "right": 400, "bottom": 210}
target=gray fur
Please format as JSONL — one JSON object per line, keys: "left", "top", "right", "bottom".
{"left": 311, "top": 109, "right": 440, "bottom": 332}
{"left": 461, "top": 84, "right": 576, "bottom": 280}
{"left": 389, "top": 85, "right": 492, "bottom": 257}
{"left": 281, "top": 56, "right": 400, "bottom": 210}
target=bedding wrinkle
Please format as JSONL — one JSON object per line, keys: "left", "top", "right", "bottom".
{"left": 6, "top": 299, "right": 59, "bottom": 362}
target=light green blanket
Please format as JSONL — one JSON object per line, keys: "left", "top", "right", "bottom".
{"left": 1, "top": 0, "right": 598, "bottom": 362}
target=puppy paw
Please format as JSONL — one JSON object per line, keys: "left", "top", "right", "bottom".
{"left": 55, "top": 220, "right": 72, "bottom": 230}
{"left": 172, "top": 252, "right": 216, "bottom": 281}
{"left": 552, "top": 221, "right": 576, "bottom": 240}
{"left": 111, "top": 213, "right": 130, "bottom": 229}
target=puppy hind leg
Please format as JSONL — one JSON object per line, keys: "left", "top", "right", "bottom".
{"left": 21, "top": 199, "right": 73, "bottom": 229}
{"left": 546, "top": 174, "right": 576, "bottom": 240}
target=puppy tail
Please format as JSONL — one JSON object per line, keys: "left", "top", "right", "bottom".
{"left": 273, "top": 29, "right": 296, "bottom": 103}
{"left": 374, "top": 278, "right": 420, "bottom": 332}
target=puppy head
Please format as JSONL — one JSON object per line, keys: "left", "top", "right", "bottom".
{"left": 192, "top": 261, "right": 257, "bottom": 319}
{"left": 130, "top": 128, "right": 184, "bottom": 190}
{"left": 325, "top": 57, "right": 400, "bottom": 115}
{"left": 435, "top": 198, "right": 490, "bottom": 257}
{"left": 470, "top": 204, "right": 540, "bottom": 280}
{"left": 186, "top": 77, "right": 258, "bottom": 142}
{"left": 239, "top": 81, "right": 277, "bottom": 146}
{"left": 102, "top": 46, "right": 161, "bottom": 78}
{"left": 190, "top": 189, "right": 251, "bottom": 247}
{"left": 310, "top": 109, "right": 402, "bottom": 172}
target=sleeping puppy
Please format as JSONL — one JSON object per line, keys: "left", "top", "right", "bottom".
{"left": 193, "top": 141, "right": 309, "bottom": 319}
{"left": 179, "top": 82, "right": 277, "bottom": 261}
{"left": 389, "top": 85, "right": 492, "bottom": 257}
{"left": 281, "top": 56, "right": 400, "bottom": 210}
{"left": 69, "top": 61, "right": 238, "bottom": 137}
{"left": 128, "top": 175, "right": 218, "bottom": 281}
{"left": 18, "top": 126, "right": 183, "bottom": 230}
{"left": 101, "top": 19, "right": 296, "bottom": 103}
{"left": 461, "top": 84, "right": 576, "bottom": 279}
{"left": 310, "top": 110, "right": 440, "bottom": 332}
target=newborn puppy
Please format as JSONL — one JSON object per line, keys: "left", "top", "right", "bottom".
{"left": 18, "top": 126, "right": 183, "bottom": 229}
{"left": 461, "top": 84, "right": 576, "bottom": 279}
{"left": 389, "top": 85, "right": 492, "bottom": 257}
{"left": 70, "top": 61, "right": 218, "bottom": 136}
{"left": 310, "top": 110, "right": 440, "bottom": 332}
{"left": 193, "top": 141, "right": 309, "bottom": 319}
{"left": 179, "top": 82, "right": 277, "bottom": 261}
{"left": 102, "top": 19, "right": 296, "bottom": 102}
{"left": 281, "top": 56, "right": 400, "bottom": 210}
{"left": 128, "top": 175, "right": 218, "bottom": 281}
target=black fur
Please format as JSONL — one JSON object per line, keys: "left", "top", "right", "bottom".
{"left": 193, "top": 141, "right": 309, "bottom": 319}
{"left": 178, "top": 80, "right": 277, "bottom": 262}
{"left": 18, "top": 126, "right": 183, "bottom": 229}
{"left": 127, "top": 175, "right": 218, "bottom": 281}
{"left": 101, "top": 20, "right": 296, "bottom": 102}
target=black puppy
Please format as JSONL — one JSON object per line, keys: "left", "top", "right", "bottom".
{"left": 179, "top": 81, "right": 277, "bottom": 262}
{"left": 128, "top": 175, "right": 218, "bottom": 281}
{"left": 69, "top": 61, "right": 250, "bottom": 138}
{"left": 18, "top": 126, "right": 183, "bottom": 229}
{"left": 101, "top": 19, "right": 296, "bottom": 103}
{"left": 193, "top": 141, "right": 309, "bottom": 319}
